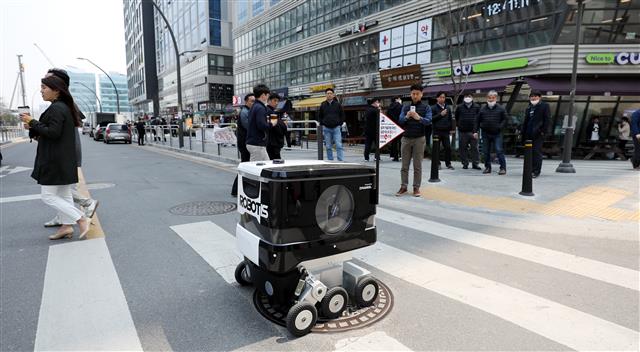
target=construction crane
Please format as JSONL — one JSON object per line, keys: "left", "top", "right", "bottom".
{"left": 34, "top": 43, "right": 56, "bottom": 66}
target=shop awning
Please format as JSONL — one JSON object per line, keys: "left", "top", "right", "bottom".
{"left": 293, "top": 96, "right": 326, "bottom": 109}
{"left": 424, "top": 78, "right": 516, "bottom": 94}
{"left": 526, "top": 77, "right": 640, "bottom": 96}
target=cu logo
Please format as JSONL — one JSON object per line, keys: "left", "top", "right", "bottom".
{"left": 453, "top": 65, "right": 472, "bottom": 76}
{"left": 615, "top": 52, "right": 640, "bottom": 65}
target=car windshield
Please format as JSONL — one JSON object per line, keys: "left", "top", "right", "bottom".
{"left": 109, "top": 125, "right": 128, "bottom": 131}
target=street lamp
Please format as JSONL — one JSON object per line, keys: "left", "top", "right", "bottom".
{"left": 556, "top": 0, "right": 590, "bottom": 173}
{"left": 73, "top": 82, "right": 103, "bottom": 112}
{"left": 77, "top": 57, "right": 120, "bottom": 114}
{"left": 150, "top": 0, "right": 185, "bottom": 148}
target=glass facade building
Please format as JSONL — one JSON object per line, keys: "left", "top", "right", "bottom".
{"left": 67, "top": 69, "right": 99, "bottom": 117}
{"left": 233, "top": 0, "right": 640, "bottom": 152}
{"left": 99, "top": 73, "right": 132, "bottom": 114}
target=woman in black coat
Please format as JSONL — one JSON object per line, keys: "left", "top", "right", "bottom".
{"left": 20, "top": 75, "right": 89, "bottom": 240}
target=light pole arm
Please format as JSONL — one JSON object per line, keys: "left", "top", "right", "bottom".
{"left": 150, "top": 0, "right": 182, "bottom": 112}
{"left": 76, "top": 82, "right": 103, "bottom": 112}
{"left": 80, "top": 57, "right": 120, "bottom": 114}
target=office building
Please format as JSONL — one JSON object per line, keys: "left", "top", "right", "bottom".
{"left": 98, "top": 73, "right": 131, "bottom": 115}
{"left": 233, "top": 0, "right": 639, "bottom": 151}
{"left": 67, "top": 67, "right": 99, "bottom": 117}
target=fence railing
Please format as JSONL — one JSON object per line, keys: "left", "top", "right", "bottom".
{"left": 136, "top": 120, "right": 323, "bottom": 160}
{"left": 0, "top": 127, "right": 27, "bottom": 143}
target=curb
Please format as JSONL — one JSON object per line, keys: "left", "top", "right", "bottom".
{"left": 146, "top": 143, "right": 238, "bottom": 165}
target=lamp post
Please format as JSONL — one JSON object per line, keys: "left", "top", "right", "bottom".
{"left": 556, "top": 0, "right": 590, "bottom": 173}
{"left": 150, "top": 0, "right": 185, "bottom": 148}
{"left": 77, "top": 57, "right": 120, "bottom": 114}
{"left": 73, "top": 82, "right": 103, "bottom": 112}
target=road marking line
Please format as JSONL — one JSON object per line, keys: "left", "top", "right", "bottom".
{"left": 0, "top": 165, "right": 32, "bottom": 178}
{"left": 0, "top": 193, "right": 40, "bottom": 203}
{"left": 34, "top": 238, "right": 142, "bottom": 351}
{"left": 377, "top": 208, "right": 639, "bottom": 291}
{"left": 354, "top": 243, "right": 638, "bottom": 352}
{"left": 170, "top": 221, "right": 242, "bottom": 284}
{"left": 335, "top": 331, "right": 412, "bottom": 351}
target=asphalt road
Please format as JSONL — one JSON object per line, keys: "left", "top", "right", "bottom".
{"left": 1, "top": 134, "right": 638, "bottom": 351}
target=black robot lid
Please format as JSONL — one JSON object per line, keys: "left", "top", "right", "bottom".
{"left": 238, "top": 160, "right": 375, "bottom": 180}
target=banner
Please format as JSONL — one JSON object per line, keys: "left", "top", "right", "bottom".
{"left": 379, "top": 113, "right": 404, "bottom": 148}
{"left": 211, "top": 126, "right": 237, "bottom": 144}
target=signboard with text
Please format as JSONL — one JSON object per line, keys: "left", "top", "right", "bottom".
{"left": 379, "top": 113, "right": 404, "bottom": 148}
{"left": 379, "top": 18, "right": 432, "bottom": 70}
{"left": 379, "top": 65, "right": 423, "bottom": 89}
{"left": 585, "top": 52, "right": 640, "bottom": 65}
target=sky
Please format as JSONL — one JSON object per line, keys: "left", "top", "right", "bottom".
{"left": 0, "top": 0, "right": 127, "bottom": 113}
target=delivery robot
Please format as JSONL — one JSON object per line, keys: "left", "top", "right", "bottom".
{"left": 234, "top": 160, "right": 379, "bottom": 336}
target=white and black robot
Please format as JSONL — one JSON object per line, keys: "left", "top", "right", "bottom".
{"left": 234, "top": 159, "right": 380, "bottom": 336}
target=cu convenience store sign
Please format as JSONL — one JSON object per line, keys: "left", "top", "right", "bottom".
{"left": 585, "top": 52, "right": 640, "bottom": 65}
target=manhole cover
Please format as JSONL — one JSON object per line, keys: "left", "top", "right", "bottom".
{"left": 169, "top": 201, "right": 236, "bottom": 216}
{"left": 253, "top": 281, "right": 393, "bottom": 333}
{"left": 85, "top": 183, "right": 116, "bottom": 190}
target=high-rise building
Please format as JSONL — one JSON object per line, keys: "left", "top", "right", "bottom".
{"left": 123, "top": 0, "right": 160, "bottom": 116}
{"left": 98, "top": 73, "right": 131, "bottom": 114}
{"left": 67, "top": 67, "right": 99, "bottom": 117}
{"left": 233, "top": 0, "right": 640, "bottom": 149}
{"left": 152, "top": 0, "right": 234, "bottom": 116}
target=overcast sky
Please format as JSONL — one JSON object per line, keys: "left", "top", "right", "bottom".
{"left": 1, "top": 0, "right": 127, "bottom": 111}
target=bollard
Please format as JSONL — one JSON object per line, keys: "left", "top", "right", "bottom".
{"left": 201, "top": 125, "right": 205, "bottom": 153}
{"left": 429, "top": 135, "right": 441, "bottom": 183}
{"left": 316, "top": 125, "right": 323, "bottom": 160}
{"left": 519, "top": 140, "right": 534, "bottom": 196}
{"left": 188, "top": 129, "right": 192, "bottom": 150}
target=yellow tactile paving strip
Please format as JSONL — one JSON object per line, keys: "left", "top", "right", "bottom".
{"left": 77, "top": 168, "right": 104, "bottom": 239}
{"left": 419, "top": 185, "right": 640, "bottom": 222}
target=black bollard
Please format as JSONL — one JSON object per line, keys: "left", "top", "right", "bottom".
{"left": 519, "top": 140, "right": 534, "bottom": 196}
{"left": 429, "top": 135, "right": 441, "bottom": 183}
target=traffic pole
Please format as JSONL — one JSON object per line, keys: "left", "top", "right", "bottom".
{"left": 375, "top": 111, "right": 380, "bottom": 205}
{"left": 519, "top": 140, "right": 534, "bottom": 196}
{"left": 429, "top": 135, "right": 441, "bottom": 183}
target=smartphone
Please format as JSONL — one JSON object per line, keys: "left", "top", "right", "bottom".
{"left": 17, "top": 106, "right": 30, "bottom": 116}
{"left": 410, "top": 106, "right": 416, "bottom": 112}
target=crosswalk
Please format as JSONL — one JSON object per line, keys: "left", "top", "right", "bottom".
{"left": 25, "top": 206, "right": 640, "bottom": 351}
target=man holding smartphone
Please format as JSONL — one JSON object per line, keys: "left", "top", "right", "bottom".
{"left": 397, "top": 84, "right": 432, "bottom": 197}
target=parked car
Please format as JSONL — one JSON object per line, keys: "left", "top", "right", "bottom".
{"left": 82, "top": 122, "right": 92, "bottom": 135}
{"left": 93, "top": 126, "right": 106, "bottom": 141}
{"left": 103, "top": 123, "right": 132, "bottom": 144}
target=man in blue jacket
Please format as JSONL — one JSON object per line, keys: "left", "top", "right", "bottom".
{"left": 246, "top": 84, "right": 272, "bottom": 161}
{"left": 397, "top": 84, "right": 432, "bottom": 197}
{"left": 631, "top": 109, "right": 640, "bottom": 170}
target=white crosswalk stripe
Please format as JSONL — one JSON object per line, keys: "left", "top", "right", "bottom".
{"left": 376, "top": 208, "right": 639, "bottom": 291}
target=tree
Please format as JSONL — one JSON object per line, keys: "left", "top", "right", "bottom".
{"left": 444, "top": 0, "right": 473, "bottom": 108}
{"left": 0, "top": 98, "right": 19, "bottom": 126}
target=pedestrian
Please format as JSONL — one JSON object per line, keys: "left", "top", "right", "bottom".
{"left": 318, "top": 88, "right": 345, "bottom": 161}
{"left": 520, "top": 91, "right": 550, "bottom": 178}
{"left": 41, "top": 68, "right": 98, "bottom": 228}
{"left": 135, "top": 118, "right": 146, "bottom": 145}
{"left": 397, "top": 84, "right": 432, "bottom": 197}
{"left": 266, "top": 92, "right": 287, "bottom": 160}
{"left": 455, "top": 93, "right": 481, "bottom": 170}
{"left": 431, "top": 91, "right": 455, "bottom": 170}
{"left": 231, "top": 94, "right": 255, "bottom": 196}
{"left": 617, "top": 116, "right": 631, "bottom": 157}
{"left": 630, "top": 109, "right": 640, "bottom": 170}
{"left": 364, "top": 98, "right": 380, "bottom": 162}
{"left": 586, "top": 117, "right": 600, "bottom": 144}
{"left": 387, "top": 96, "right": 403, "bottom": 161}
{"left": 341, "top": 121, "right": 348, "bottom": 140}
{"left": 20, "top": 75, "right": 90, "bottom": 240}
{"left": 246, "top": 84, "right": 272, "bottom": 161}
{"left": 283, "top": 112, "right": 293, "bottom": 147}
{"left": 476, "top": 90, "right": 507, "bottom": 175}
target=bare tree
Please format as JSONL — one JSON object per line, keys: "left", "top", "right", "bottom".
{"left": 445, "top": 0, "right": 473, "bottom": 108}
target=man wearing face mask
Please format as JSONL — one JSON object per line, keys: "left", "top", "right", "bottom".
{"left": 455, "top": 93, "right": 481, "bottom": 170}
{"left": 475, "top": 90, "right": 508, "bottom": 175}
{"left": 521, "top": 91, "right": 550, "bottom": 178}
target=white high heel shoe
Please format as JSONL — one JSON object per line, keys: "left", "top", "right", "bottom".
{"left": 77, "top": 217, "right": 90, "bottom": 239}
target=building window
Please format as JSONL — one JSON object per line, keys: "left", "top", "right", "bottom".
{"left": 271, "top": 0, "right": 280, "bottom": 5}
{"left": 236, "top": 0, "right": 248, "bottom": 23}
{"left": 209, "top": 0, "right": 221, "bottom": 20}
{"left": 210, "top": 19, "right": 221, "bottom": 46}
{"left": 557, "top": 0, "right": 640, "bottom": 44}
{"left": 253, "top": 0, "right": 264, "bottom": 16}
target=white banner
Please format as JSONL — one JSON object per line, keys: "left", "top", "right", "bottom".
{"left": 379, "top": 113, "right": 404, "bottom": 148}
{"left": 210, "top": 126, "right": 237, "bottom": 144}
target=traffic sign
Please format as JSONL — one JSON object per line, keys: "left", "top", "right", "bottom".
{"left": 379, "top": 113, "right": 404, "bottom": 148}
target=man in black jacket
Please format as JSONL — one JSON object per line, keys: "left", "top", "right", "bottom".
{"left": 431, "top": 91, "right": 455, "bottom": 169}
{"left": 135, "top": 119, "right": 146, "bottom": 145}
{"left": 521, "top": 91, "right": 550, "bottom": 178}
{"left": 318, "top": 88, "right": 345, "bottom": 161}
{"left": 364, "top": 98, "right": 380, "bottom": 161}
{"left": 386, "top": 96, "right": 403, "bottom": 161}
{"left": 246, "top": 84, "right": 272, "bottom": 161}
{"left": 455, "top": 93, "right": 481, "bottom": 170}
{"left": 266, "top": 92, "right": 287, "bottom": 160}
{"left": 231, "top": 93, "right": 255, "bottom": 196}
{"left": 476, "top": 90, "right": 508, "bottom": 175}
{"left": 397, "top": 84, "right": 432, "bottom": 197}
